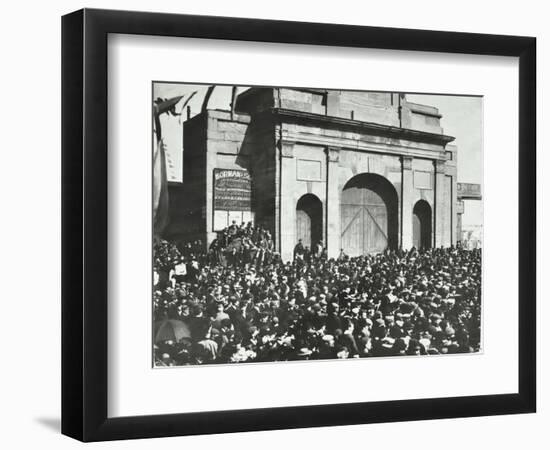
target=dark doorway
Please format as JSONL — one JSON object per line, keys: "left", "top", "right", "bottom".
{"left": 412, "top": 200, "right": 432, "bottom": 250}
{"left": 340, "top": 173, "right": 398, "bottom": 256}
{"left": 296, "top": 194, "right": 323, "bottom": 250}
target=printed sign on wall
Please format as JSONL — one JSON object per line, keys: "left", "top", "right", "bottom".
{"left": 213, "top": 169, "right": 253, "bottom": 231}
{"left": 213, "top": 169, "right": 252, "bottom": 210}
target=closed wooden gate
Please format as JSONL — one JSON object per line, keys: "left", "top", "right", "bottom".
{"left": 341, "top": 174, "right": 395, "bottom": 256}
{"left": 296, "top": 209, "right": 312, "bottom": 248}
{"left": 412, "top": 212, "right": 422, "bottom": 249}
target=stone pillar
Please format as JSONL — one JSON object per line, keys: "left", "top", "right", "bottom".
{"left": 205, "top": 133, "right": 218, "bottom": 247}
{"left": 434, "top": 159, "right": 447, "bottom": 247}
{"left": 279, "top": 141, "right": 296, "bottom": 262}
{"left": 401, "top": 156, "right": 414, "bottom": 250}
{"left": 457, "top": 199, "right": 464, "bottom": 246}
{"left": 450, "top": 175, "right": 458, "bottom": 246}
{"left": 325, "top": 146, "right": 341, "bottom": 259}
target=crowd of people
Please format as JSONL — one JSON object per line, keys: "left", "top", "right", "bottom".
{"left": 153, "top": 222, "right": 482, "bottom": 366}
{"left": 207, "top": 221, "right": 276, "bottom": 267}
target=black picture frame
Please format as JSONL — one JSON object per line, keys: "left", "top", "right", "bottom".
{"left": 61, "top": 8, "right": 536, "bottom": 442}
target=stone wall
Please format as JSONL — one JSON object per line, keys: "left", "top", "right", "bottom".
{"left": 166, "top": 113, "right": 207, "bottom": 242}
{"left": 204, "top": 111, "right": 251, "bottom": 244}
{"left": 173, "top": 88, "right": 458, "bottom": 255}
{"left": 278, "top": 143, "right": 329, "bottom": 259}
{"left": 248, "top": 119, "right": 277, "bottom": 237}
{"left": 402, "top": 101, "right": 444, "bottom": 134}
{"left": 235, "top": 88, "right": 445, "bottom": 135}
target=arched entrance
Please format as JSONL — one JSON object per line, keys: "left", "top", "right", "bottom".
{"left": 412, "top": 200, "right": 432, "bottom": 250}
{"left": 296, "top": 194, "right": 322, "bottom": 250}
{"left": 340, "top": 173, "right": 398, "bottom": 256}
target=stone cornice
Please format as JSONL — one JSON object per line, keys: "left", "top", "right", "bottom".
{"left": 268, "top": 107, "right": 455, "bottom": 146}
{"left": 281, "top": 129, "right": 448, "bottom": 161}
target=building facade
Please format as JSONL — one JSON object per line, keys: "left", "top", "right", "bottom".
{"left": 169, "top": 88, "right": 471, "bottom": 262}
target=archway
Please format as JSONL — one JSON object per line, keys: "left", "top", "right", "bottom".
{"left": 412, "top": 200, "right": 432, "bottom": 250}
{"left": 296, "top": 194, "right": 323, "bottom": 250}
{"left": 340, "top": 173, "right": 398, "bottom": 256}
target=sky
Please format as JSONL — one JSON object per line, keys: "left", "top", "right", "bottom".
{"left": 154, "top": 83, "right": 483, "bottom": 228}
{"left": 408, "top": 93, "right": 483, "bottom": 228}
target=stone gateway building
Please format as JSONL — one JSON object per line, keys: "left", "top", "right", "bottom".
{"left": 168, "top": 87, "right": 478, "bottom": 262}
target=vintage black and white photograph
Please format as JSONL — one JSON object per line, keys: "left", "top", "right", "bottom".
{"left": 152, "top": 83, "right": 483, "bottom": 367}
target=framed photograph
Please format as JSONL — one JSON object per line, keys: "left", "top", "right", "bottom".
{"left": 62, "top": 8, "right": 536, "bottom": 442}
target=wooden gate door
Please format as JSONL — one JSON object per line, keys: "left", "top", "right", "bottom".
{"left": 296, "top": 209, "right": 312, "bottom": 249}
{"left": 341, "top": 184, "right": 388, "bottom": 256}
{"left": 412, "top": 212, "right": 422, "bottom": 249}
